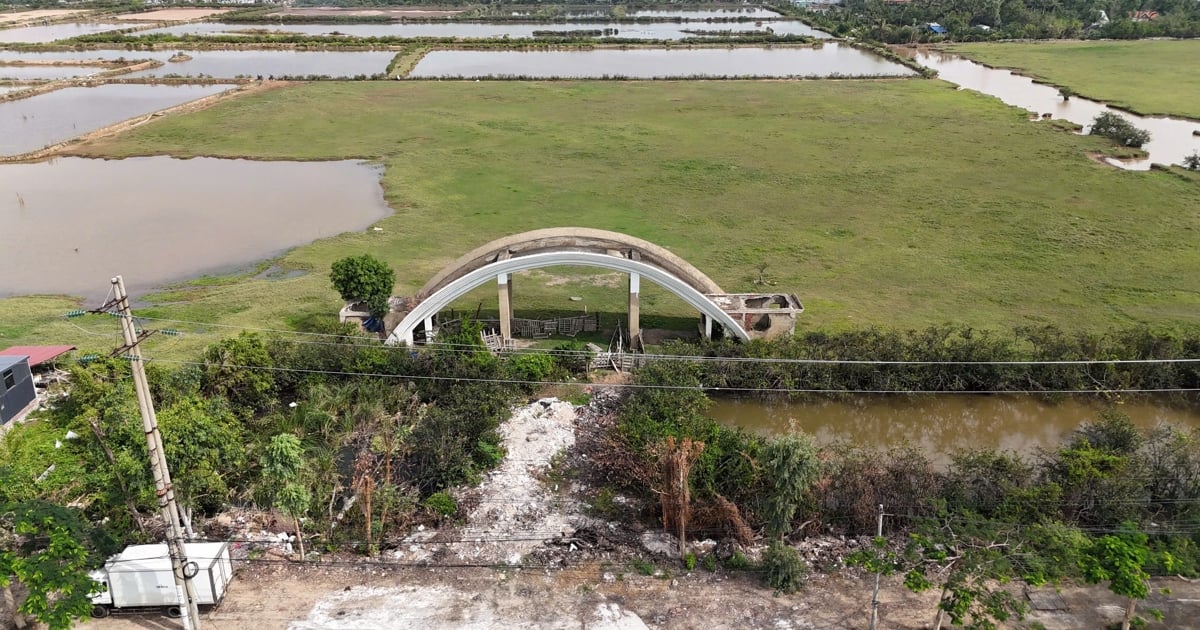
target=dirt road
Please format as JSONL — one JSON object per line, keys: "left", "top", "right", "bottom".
{"left": 82, "top": 560, "right": 1200, "bottom": 630}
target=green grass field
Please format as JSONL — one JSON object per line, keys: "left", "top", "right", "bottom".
{"left": 947, "top": 40, "right": 1200, "bottom": 119}
{"left": 3, "top": 79, "right": 1199, "bottom": 357}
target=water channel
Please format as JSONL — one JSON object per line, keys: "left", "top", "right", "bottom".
{"left": 910, "top": 49, "right": 1200, "bottom": 170}
{"left": 0, "top": 157, "right": 392, "bottom": 298}
{"left": 409, "top": 44, "right": 913, "bottom": 79}
{"left": 142, "top": 19, "right": 828, "bottom": 40}
{"left": 710, "top": 395, "right": 1200, "bottom": 465}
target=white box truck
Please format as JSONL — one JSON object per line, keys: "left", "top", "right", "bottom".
{"left": 89, "top": 542, "right": 233, "bottom": 619}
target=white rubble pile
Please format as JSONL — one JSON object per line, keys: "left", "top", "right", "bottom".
{"left": 455, "top": 397, "right": 579, "bottom": 564}
{"left": 290, "top": 584, "right": 649, "bottom": 630}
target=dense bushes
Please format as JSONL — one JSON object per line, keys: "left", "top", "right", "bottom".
{"left": 1090, "top": 112, "right": 1152, "bottom": 148}
{"left": 655, "top": 324, "right": 1200, "bottom": 398}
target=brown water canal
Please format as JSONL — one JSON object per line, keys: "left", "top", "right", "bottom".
{"left": 710, "top": 395, "right": 1200, "bottom": 464}
{"left": 907, "top": 49, "right": 1200, "bottom": 170}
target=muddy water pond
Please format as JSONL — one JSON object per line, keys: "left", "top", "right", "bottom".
{"left": 0, "top": 22, "right": 129, "bottom": 43}
{"left": 0, "top": 157, "right": 392, "bottom": 298}
{"left": 0, "top": 50, "right": 397, "bottom": 79}
{"left": 0, "top": 83, "right": 232, "bottom": 156}
{"left": 710, "top": 395, "right": 1200, "bottom": 464}
{"left": 143, "top": 19, "right": 828, "bottom": 40}
{"left": 0, "top": 64, "right": 106, "bottom": 80}
{"left": 409, "top": 44, "right": 913, "bottom": 79}
{"left": 910, "top": 50, "right": 1200, "bottom": 170}
{"left": 123, "top": 50, "right": 397, "bottom": 79}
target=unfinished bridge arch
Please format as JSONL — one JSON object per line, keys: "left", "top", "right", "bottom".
{"left": 382, "top": 228, "right": 802, "bottom": 347}
{"left": 385, "top": 251, "right": 752, "bottom": 345}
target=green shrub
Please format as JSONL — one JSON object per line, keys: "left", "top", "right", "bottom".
{"left": 1089, "top": 112, "right": 1151, "bottom": 148}
{"left": 506, "top": 352, "right": 557, "bottom": 383}
{"left": 423, "top": 491, "right": 457, "bottom": 518}
{"left": 684, "top": 553, "right": 697, "bottom": 571}
{"left": 763, "top": 541, "right": 807, "bottom": 593}
{"left": 725, "top": 550, "right": 755, "bottom": 570}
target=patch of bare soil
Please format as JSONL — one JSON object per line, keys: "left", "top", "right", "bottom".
{"left": 0, "top": 9, "right": 87, "bottom": 25}
{"left": 116, "top": 9, "right": 232, "bottom": 22}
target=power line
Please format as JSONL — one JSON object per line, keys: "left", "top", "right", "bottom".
{"left": 89, "top": 312, "right": 1200, "bottom": 367}
{"left": 137, "top": 358, "right": 1200, "bottom": 395}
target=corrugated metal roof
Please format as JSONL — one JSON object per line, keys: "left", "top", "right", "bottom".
{"left": 0, "top": 345, "right": 76, "bottom": 367}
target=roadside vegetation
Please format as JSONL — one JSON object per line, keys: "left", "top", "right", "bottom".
{"left": 946, "top": 39, "right": 1200, "bottom": 119}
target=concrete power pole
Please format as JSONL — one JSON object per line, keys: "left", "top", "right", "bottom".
{"left": 870, "top": 503, "right": 884, "bottom": 630}
{"left": 110, "top": 276, "right": 202, "bottom": 630}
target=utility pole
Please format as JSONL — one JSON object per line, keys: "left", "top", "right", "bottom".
{"left": 109, "top": 275, "right": 202, "bottom": 630}
{"left": 870, "top": 503, "right": 884, "bottom": 630}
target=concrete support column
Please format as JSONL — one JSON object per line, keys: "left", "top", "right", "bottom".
{"left": 498, "top": 273, "right": 512, "bottom": 344}
{"left": 628, "top": 272, "right": 640, "bottom": 344}
{"left": 423, "top": 316, "right": 435, "bottom": 341}
{"left": 703, "top": 313, "right": 713, "bottom": 339}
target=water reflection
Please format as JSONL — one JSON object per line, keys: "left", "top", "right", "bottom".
{"left": 0, "top": 157, "right": 392, "bottom": 298}
{"left": 410, "top": 44, "right": 913, "bottom": 79}
{"left": 711, "top": 395, "right": 1200, "bottom": 465}
{"left": 910, "top": 49, "right": 1200, "bottom": 170}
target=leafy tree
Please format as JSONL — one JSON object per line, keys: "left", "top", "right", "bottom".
{"left": 158, "top": 396, "right": 247, "bottom": 520}
{"left": 0, "top": 503, "right": 115, "bottom": 630}
{"left": 260, "top": 434, "right": 310, "bottom": 558}
{"left": 203, "top": 332, "right": 276, "bottom": 416}
{"left": 330, "top": 254, "right": 395, "bottom": 318}
{"left": 1081, "top": 524, "right": 1165, "bottom": 630}
{"left": 1089, "top": 112, "right": 1151, "bottom": 148}
{"left": 761, "top": 434, "right": 820, "bottom": 540}
{"left": 898, "top": 515, "right": 1030, "bottom": 630}
{"left": 1184, "top": 152, "right": 1200, "bottom": 171}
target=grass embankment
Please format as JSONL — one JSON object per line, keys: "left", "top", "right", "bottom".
{"left": 946, "top": 39, "right": 1200, "bottom": 120}
{"left": 3, "top": 80, "right": 1200, "bottom": 357}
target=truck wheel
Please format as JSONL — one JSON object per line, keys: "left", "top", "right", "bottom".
{"left": 90, "top": 605, "right": 110, "bottom": 619}
{"left": 166, "top": 606, "right": 183, "bottom": 618}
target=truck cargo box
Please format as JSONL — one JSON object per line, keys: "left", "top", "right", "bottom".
{"left": 91, "top": 542, "right": 232, "bottom": 610}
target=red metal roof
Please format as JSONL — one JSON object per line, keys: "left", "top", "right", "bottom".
{"left": 0, "top": 345, "right": 77, "bottom": 367}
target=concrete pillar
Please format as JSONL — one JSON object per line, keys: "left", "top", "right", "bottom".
{"left": 704, "top": 313, "right": 713, "bottom": 339}
{"left": 628, "top": 272, "right": 640, "bottom": 344}
{"left": 423, "top": 316, "right": 435, "bottom": 341}
{"left": 498, "top": 273, "right": 512, "bottom": 344}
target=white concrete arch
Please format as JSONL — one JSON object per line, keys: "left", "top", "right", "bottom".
{"left": 386, "top": 251, "right": 749, "bottom": 345}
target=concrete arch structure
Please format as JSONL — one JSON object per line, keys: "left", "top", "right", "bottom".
{"left": 386, "top": 251, "right": 751, "bottom": 346}
{"left": 416, "top": 227, "right": 724, "bottom": 300}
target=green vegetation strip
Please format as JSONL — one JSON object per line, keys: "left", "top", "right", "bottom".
{"left": 3, "top": 80, "right": 1200, "bottom": 357}
{"left": 946, "top": 40, "right": 1200, "bottom": 120}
